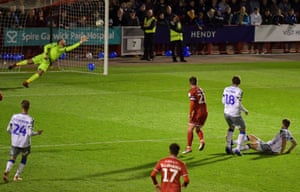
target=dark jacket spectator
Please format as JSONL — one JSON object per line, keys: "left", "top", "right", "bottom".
{"left": 272, "top": 8, "right": 285, "bottom": 25}
{"left": 262, "top": 9, "right": 273, "bottom": 25}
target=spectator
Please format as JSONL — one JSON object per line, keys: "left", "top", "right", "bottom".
{"left": 270, "top": 0, "right": 280, "bottom": 15}
{"left": 291, "top": 0, "right": 300, "bottom": 22}
{"left": 272, "top": 8, "right": 285, "bottom": 25}
{"left": 4, "top": 5, "right": 19, "bottom": 28}
{"left": 260, "top": 0, "right": 270, "bottom": 16}
{"left": 25, "top": 9, "right": 37, "bottom": 27}
{"left": 278, "top": 0, "right": 292, "bottom": 16}
{"left": 194, "top": 11, "right": 207, "bottom": 55}
{"left": 59, "top": 9, "right": 70, "bottom": 28}
{"left": 36, "top": 9, "right": 46, "bottom": 27}
{"left": 205, "top": 8, "right": 216, "bottom": 28}
{"left": 223, "top": 6, "right": 233, "bottom": 25}
{"left": 185, "top": 9, "right": 197, "bottom": 25}
{"left": 136, "top": 3, "right": 147, "bottom": 26}
{"left": 229, "top": 0, "right": 241, "bottom": 15}
{"left": 169, "top": 14, "right": 186, "bottom": 62}
{"left": 173, "top": 0, "right": 187, "bottom": 19}
{"left": 218, "top": 0, "right": 229, "bottom": 14}
{"left": 248, "top": 0, "right": 260, "bottom": 14}
{"left": 112, "top": 8, "right": 125, "bottom": 26}
{"left": 196, "top": 0, "right": 207, "bottom": 14}
{"left": 233, "top": 6, "right": 250, "bottom": 25}
{"left": 164, "top": 5, "right": 174, "bottom": 24}
{"left": 17, "top": 5, "right": 26, "bottom": 28}
{"left": 124, "top": 9, "right": 140, "bottom": 26}
{"left": 261, "top": 8, "right": 273, "bottom": 54}
{"left": 249, "top": 7, "right": 262, "bottom": 54}
{"left": 284, "top": 8, "right": 297, "bottom": 53}
{"left": 233, "top": 6, "right": 250, "bottom": 54}
{"left": 153, "top": 0, "right": 168, "bottom": 16}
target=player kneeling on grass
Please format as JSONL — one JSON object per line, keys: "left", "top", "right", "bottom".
{"left": 8, "top": 36, "right": 88, "bottom": 88}
{"left": 240, "top": 119, "right": 297, "bottom": 155}
{"left": 3, "top": 100, "right": 43, "bottom": 183}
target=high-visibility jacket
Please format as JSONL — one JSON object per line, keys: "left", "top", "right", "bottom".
{"left": 170, "top": 22, "right": 183, "bottom": 41}
{"left": 143, "top": 16, "right": 156, "bottom": 33}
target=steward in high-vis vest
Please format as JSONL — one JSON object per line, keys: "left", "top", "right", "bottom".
{"left": 141, "top": 9, "right": 157, "bottom": 61}
{"left": 169, "top": 15, "right": 186, "bottom": 62}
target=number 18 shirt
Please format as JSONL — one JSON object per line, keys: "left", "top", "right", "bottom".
{"left": 222, "top": 86, "right": 244, "bottom": 117}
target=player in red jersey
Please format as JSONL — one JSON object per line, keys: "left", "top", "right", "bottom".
{"left": 182, "top": 76, "right": 208, "bottom": 154}
{"left": 151, "top": 143, "right": 189, "bottom": 192}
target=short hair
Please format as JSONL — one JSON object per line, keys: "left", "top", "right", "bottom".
{"left": 232, "top": 76, "right": 241, "bottom": 85}
{"left": 189, "top": 76, "right": 197, "bottom": 85}
{"left": 21, "top": 100, "right": 30, "bottom": 111}
{"left": 169, "top": 143, "right": 180, "bottom": 156}
{"left": 282, "top": 119, "right": 291, "bottom": 128}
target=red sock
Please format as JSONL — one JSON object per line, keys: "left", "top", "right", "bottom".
{"left": 187, "top": 129, "right": 193, "bottom": 147}
{"left": 196, "top": 129, "right": 204, "bottom": 143}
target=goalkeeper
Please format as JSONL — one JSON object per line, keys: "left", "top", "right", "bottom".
{"left": 8, "top": 36, "right": 88, "bottom": 88}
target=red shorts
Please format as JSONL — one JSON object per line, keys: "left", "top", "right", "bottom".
{"left": 189, "top": 106, "right": 208, "bottom": 126}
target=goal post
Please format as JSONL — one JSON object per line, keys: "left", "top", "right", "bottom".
{"left": 0, "top": 0, "right": 109, "bottom": 75}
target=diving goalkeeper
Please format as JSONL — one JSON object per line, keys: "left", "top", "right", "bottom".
{"left": 8, "top": 35, "right": 88, "bottom": 88}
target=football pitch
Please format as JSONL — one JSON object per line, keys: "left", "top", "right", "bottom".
{"left": 0, "top": 60, "right": 299, "bottom": 192}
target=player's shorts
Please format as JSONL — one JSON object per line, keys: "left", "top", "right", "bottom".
{"left": 224, "top": 114, "right": 246, "bottom": 129}
{"left": 32, "top": 54, "right": 51, "bottom": 72}
{"left": 10, "top": 146, "right": 31, "bottom": 158}
{"left": 256, "top": 141, "right": 274, "bottom": 154}
{"left": 190, "top": 108, "right": 208, "bottom": 127}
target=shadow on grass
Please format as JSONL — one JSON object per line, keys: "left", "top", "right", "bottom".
{"left": 243, "top": 151, "right": 282, "bottom": 160}
{"left": 184, "top": 153, "right": 233, "bottom": 168}
{"left": 0, "top": 86, "right": 24, "bottom": 90}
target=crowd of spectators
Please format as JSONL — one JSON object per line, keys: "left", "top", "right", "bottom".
{"left": 1, "top": 0, "right": 300, "bottom": 55}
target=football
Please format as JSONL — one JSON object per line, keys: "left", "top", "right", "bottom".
{"left": 95, "top": 19, "right": 104, "bottom": 27}
{"left": 0, "top": 92, "right": 2, "bottom": 101}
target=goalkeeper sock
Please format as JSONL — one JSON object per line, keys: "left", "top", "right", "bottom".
{"left": 16, "top": 60, "right": 28, "bottom": 66}
{"left": 27, "top": 73, "right": 40, "bottom": 83}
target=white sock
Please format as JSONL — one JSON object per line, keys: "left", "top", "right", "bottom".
{"left": 236, "top": 133, "right": 245, "bottom": 151}
{"left": 226, "top": 130, "right": 234, "bottom": 147}
{"left": 240, "top": 145, "right": 250, "bottom": 151}
{"left": 15, "top": 163, "right": 25, "bottom": 177}
{"left": 5, "top": 160, "right": 14, "bottom": 172}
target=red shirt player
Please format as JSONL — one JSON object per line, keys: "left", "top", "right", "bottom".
{"left": 182, "top": 76, "right": 208, "bottom": 154}
{"left": 151, "top": 143, "right": 189, "bottom": 192}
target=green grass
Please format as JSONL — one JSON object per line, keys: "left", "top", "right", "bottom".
{"left": 0, "top": 61, "right": 300, "bottom": 192}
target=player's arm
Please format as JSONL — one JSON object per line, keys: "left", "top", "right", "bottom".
{"left": 189, "top": 100, "right": 195, "bottom": 120}
{"left": 280, "top": 137, "right": 287, "bottom": 154}
{"left": 6, "top": 119, "right": 13, "bottom": 134}
{"left": 181, "top": 164, "right": 190, "bottom": 188}
{"left": 43, "top": 43, "right": 55, "bottom": 58}
{"left": 64, "top": 36, "right": 88, "bottom": 52}
{"left": 285, "top": 138, "right": 297, "bottom": 154}
{"left": 240, "top": 104, "right": 248, "bottom": 115}
{"left": 150, "top": 169, "right": 161, "bottom": 192}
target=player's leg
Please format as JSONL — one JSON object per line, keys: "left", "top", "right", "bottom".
{"left": 183, "top": 123, "right": 195, "bottom": 154}
{"left": 3, "top": 147, "right": 19, "bottom": 183}
{"left": 232, "top": 117, "right": 247, "bottom": 156}
{"left": 14, "top": 156, "right": 27, "bottom": 181}
{"left": 23, "top": 59, "right": 49, "bottom": 87}
{"left": 225, "top": 115, "right": 234, "bottom": 154}
{"left": 195, "top": 112, "right": 208, "bottom": 151}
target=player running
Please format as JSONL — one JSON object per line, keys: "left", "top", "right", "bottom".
{"left": 151, "top": 143, "right": 190, "bottom": 192}
{"left": 8, "top": 35, "right": 88, "bottom": 88}
{"left": 182, "top": 76, "right": 208, "bottom": 154}
{"left": 3, "top": 100, "right": 43, "bottom": 183}
{"left": 222, "top": 75, "right": 249, "bottom": 156}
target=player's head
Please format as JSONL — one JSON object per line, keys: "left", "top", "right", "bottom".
{"left": 282, "top": 119, "right": 291, "bottom": 129}
{"left": 21, "top": 100, "right": 30, "bottom": 112}
{"left": 57, "top": 39, "right": 66, "bottom": 47}
{"left": 169, "top": 143, "right": 180, "bottom": 156}
{"left": 189, "top": 76, "right": 197, "bottom": 86}
{"left": 232, "top": 75, "right": 241, "bottom": 85}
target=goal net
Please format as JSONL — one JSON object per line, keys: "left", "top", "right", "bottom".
{"left": 0, "top": 0, "right": 109, "bottom": 74}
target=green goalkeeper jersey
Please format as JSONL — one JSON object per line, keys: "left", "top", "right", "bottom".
{"left": 44, "top": 42, "right": 81, "bottom": 62}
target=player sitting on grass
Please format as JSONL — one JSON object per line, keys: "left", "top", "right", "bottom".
{"left": 240, "top": 119, "right": 297, "bottom": 154}
{"left": 8, "top": 35, "right": 88, "bottom": 88}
